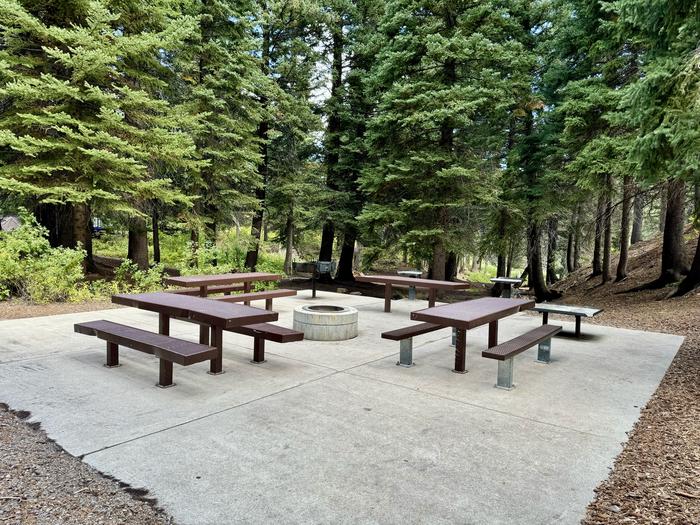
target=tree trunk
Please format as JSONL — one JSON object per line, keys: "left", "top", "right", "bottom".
{"left": 128, "top": 216, "right": 149, "bottom": 270}
{"left": 616, "top": 174, "right": 632, "bottom": 281}
{"left": 673, "top": 233, "right": 700, "bottom": 296}
{"left": 336, "top": 227, "right": 357, "bottom": 281}
{"left": 283, "top": 213, "right": 294, "bottom": 275}
{"left": 573, "top": 205, "right": 582, "bottom": 270}
{"left": 566, "top": 219, "right": 575, "bottom": 274}
{"left": 152, "top": 209, "right": 160, "bottom": 264}
{"left": 526, "top": 222, "right": 552, "bottom": 301}
{"left": 546, "top": 217, "right": 558, "bottom": 285}
{"left": 601, "top": 187, "right": 613, "bottom": 284}
{"left": 695, "top": 180, "right": 700, "bottom": 220}
{"left": 72, "top": 202, "right": 93, "bottom": 272}
{"left": 506, "top": 238, "right": 516, "bottom": 277}
{"left": 658, "top": 182, "right": 667, "bottom": 232}
{"left": 659, "top": 178, "right": 688, "bottom": 283}
{"left": 591, "top": 193, "right": 604, "bottom": 277}
{"left": 492, "top": 253, "right": 507, "bottom": 297}
{"left": 245, "top": 20, "right": 271, "bottom": 271}
{"left": 445, "top": 251, "right": 457, "bottom": 281}
{"left": 189, "top": 228, "right": 199, "bottom": 267}
{"left": 631, "top": 190, "right": 644, "bottom": 244}
{"left": 431, "top": 242, "right": 447, "bottom": 281}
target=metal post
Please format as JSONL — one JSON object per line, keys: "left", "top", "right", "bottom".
{"left": 198, "top": 287, "right": 209, "bottom": 345}
{"left": 243, "top": 282, "right": 251, "bottom": 306}
{"left": 157, "top": 359, "right": 174, "bottom": 388}
{"left": 450, "top": 327, "right": 456, "bottom": 346}
{"left": 537, "top": 338, "right": 551, "bottom": 364}
{"left": 408, "top": 285, "right": 416, "bottom": 301}
{"left": 208, "top": 325, "right": 224, "bottom": 375}
{"left": 312, "top": 272, "right": 317, "bottom": 298}
{"left": 105, "top": 342, "right": 120, "bottom": 367}
{"left": 575, "top": 316, "right": 582, "bottom": 338}
{"left": 496, "top": 358, "right": 515, "bottom": 390}
{"left": 159, "top": 313, "right": 170, "bottom": 336}
{"left": 453, "top": 328, "right": 467, "bottom": 373}
{"left": 542, "top": 311, "right": 549, "bottom": 325}
{"left": 397, "top": 339, "right": 414, "bottom": 367}
{"left": 501, "top": 284, "right": 512, "bottom": 298}
{"left": 265, "top": 298, "right": 273, "bottom": 311}
{"left": 252, "top": 338, "right": 266, "bottom": 363}
{"left": 428, "top": 289, "right": 437, "bottom": 307}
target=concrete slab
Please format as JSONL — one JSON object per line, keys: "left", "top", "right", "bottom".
{"left": 0, "top": 292, "right": 683, "bottom": 524}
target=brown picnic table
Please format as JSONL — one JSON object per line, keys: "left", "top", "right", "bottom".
{"left": 410, "top": 297, "right": 535, "bottom": 373}
{"left": 355, "top": 274, "right": 469, "bottom": 312}
{"left": 112, "top": 292, "right": 277, "bottom": 375}
{"left": 164, "top": 272, "right": 282, "bottom": 340}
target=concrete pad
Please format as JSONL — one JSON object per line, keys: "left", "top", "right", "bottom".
{"left": 0, "top": 292, "right": 684, "bottom": 524}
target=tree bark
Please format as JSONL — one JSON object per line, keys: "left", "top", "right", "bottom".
{"left": 658, "top": 182, "right": 667, "bottom": 233}
{"left": 492, "top": 253, "right": 507, "bottom": 297}
{"left": 631, "top": 190, "right": 644, "bottom": 244}
{"left": 591, "top": 193, "right": 604, "bottom": 277}
{"left": 506, "top": 239, "right": 516, "bottom": 277}
{"left": 566, "top": 222, "right": 575, "bottom": 274}
{"left": 445, "top": 251, "right": 458, "bottom": 281}
{"left": 128, "top": 216, "right": 149, "bottom": 270}
{"left": 694, "top": 180, "right": 700, "bottom": 221}
{"left": 601, "top": 186, "right": 613, "bottom": 284}
{"left": 72, "top": 202, "right": 93, "bottom": 272}
{"left": 152, "top": 208, "right": 160, "bottom": 264}
{"left": 431, "top": 241, "right": 447, "bottom": 281}
{"left": 526, "top": 222, "right": 553, "bottom": 301}
{"left": 673, "top": 233, "right": 700, "bottom": 296}
{"left": 659, "top": 178, "right": 688, "bottom": 283}
{"left": 546, "top": 217, "right": 558, "bottom": 285}
{"left": 336, "top": 227, "right": 357, "bottom": 281}
{"left": 616, "top": 174, "right": 632, "bottom": 281}
{"left": 573, "top": 205, "right": 582, "bottom": 270}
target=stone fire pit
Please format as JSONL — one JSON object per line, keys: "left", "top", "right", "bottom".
{"left": 293, "top": 305, "right": 358, "bottom": 341}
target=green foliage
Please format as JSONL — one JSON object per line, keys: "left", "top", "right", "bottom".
{"left": 0, "top": 213, "right": 85, "bottom": 302}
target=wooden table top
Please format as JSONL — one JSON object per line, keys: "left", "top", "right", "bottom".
{"left": 356, "top": 275, "right": 469, "bottom": 290}
{"left": 112, "top": 292, "right": 278, "bottom": 329}
{"left": 411, "top": 297, "right": 535, "bottom": 330}
{"left": 164, "top": 272, "right": 282, "bottom": 288}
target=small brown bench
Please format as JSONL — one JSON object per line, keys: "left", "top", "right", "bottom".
{"left": 212, "top": 289, "right": 297, "bottom": 309}
{"left": 168, "top": 284, "right": 245, "bottom": 296}
{"left": 74, "top": 320, "right": 218, "bottom": 388}
{"left": 226, "top": 323, "right": 304, "bottom": 363}
{"left": 482, "top": 324, "right": 562, "bottom": 390}
{"left": 381, "top": 322, "right": 444, "bottom": 367}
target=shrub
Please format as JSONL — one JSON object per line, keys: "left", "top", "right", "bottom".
{"left": 0, "top": 213, "right": 86, "bottom": 303}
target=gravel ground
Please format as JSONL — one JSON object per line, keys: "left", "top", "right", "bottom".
{"left": 0, "top": 405, "right": 173, "bottom": 525}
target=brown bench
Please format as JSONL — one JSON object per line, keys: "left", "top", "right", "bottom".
{"left": 226, "top": 323, "right": 304, "bottom": 363}
{"left": 74, "top": 320, "right": 217, "bottom": 388}
{"left": 212, "top": 289, "right": 297, "bottom": 309}
{"left": 381, "top": 322, "right": 445, "bottom": 367}
{"left": 168, "top": 284, "right": 245, "bottom": 296}
{"left": 482, "top": 324, "right": 562, "bottom": 390}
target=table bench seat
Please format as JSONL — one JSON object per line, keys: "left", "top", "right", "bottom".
{"left": 482, "top": 324, "right": 562, "bottom": 390}
{"left": 74, "top": 320, "right": 218, "bottom": 388}
{"left": 226, "top": 323, "right": 304, "bottom": 363}
{"left": 381, "top": 322, "right": 444, "bottom": 367}
{"left": 212, "top": 289, "right": 297, "bottom": 309}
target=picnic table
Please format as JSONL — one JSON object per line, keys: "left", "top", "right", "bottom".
{"left": 355, "top": 274, "right": 469, "bottom": 312}
{"left": 410, "top": 297, "right": 535, "bottom": 373}
{"left": 397, "top": 270, "right": 423, "bottom": 300}
{"left": 534, "top": 303, "right": 603, "bottom": 337}
{"left": 112, "top": 292, "right": 277, "bottom": 374}
{"left": 489, "top": 277, "right": 522, "bottom": 298}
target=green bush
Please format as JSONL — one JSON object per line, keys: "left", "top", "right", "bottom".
{"left": 114, "top": 261, "right": 166, "bottom": 292}
{"left": 0, "top": 213, "right": 86, "bottom": 303}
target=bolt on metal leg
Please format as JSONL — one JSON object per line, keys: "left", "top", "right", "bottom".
{"left": 536, "top": 338, "right": 552, "bottom": 364}
{"left": 397, "top": 339, "right": 414, "bottom": 367}
{"left": 496, "top": 358, "right": 515, "bottom": 390}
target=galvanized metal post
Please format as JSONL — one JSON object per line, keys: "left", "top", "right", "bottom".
{"left": 408, "top": 285, "right": 416, "bottom": 301}
{"left": 397, "top": 339, "right": 414, "bottom": 367}
{"left": 450, "top": 327, "right": 456, "bottom": 346}
{"left": 536, "top": 338, "right": 552, "bottom": 364}
{"left": 496, "top": 358, "right": 515, "bottom": 390}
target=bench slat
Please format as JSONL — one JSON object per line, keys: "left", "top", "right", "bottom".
{"left": 230, "top": 323, "right": 304, "bottom": 343}
{"left": 482, "top": 324, "right": 562, "bottom": 361}
{"left": 75, "top": 320, "right": 217, "bottom": 366}
{"left": 381, "top": 322, "right": 444, "bottom": 341}
{"left": 212, "top": 289, "right": 297, "bottom": 303}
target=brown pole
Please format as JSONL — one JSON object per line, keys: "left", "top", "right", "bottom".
{"left": 105, "top": 342, "right": 119, "bottom": 367}
{"left": 453, "top": 329, "right": 467, "bottom": 373}
{"left": 488, "top": 321, "right": 498, "bottom": 348}
{"left": 384, "top": 283, "right": 392, "bottom": 312}
{"left": 199, "top": 286, "right": 209, "bottom": 345}
{"left": 209, "top": 325, "right": 224, "bottom": 374}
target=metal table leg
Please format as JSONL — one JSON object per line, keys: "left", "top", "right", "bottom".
{"left": 397, "top": 339, "right": 414, "bottom": 367}
{"left": 198, "top": 286, "right": 209, "bottom": 345}
{"left": 384, "top": 283, "right": 392, "bottom": 312}
{"left": 488, "top": 321, "right": 499, "bottom": 348}
{"left": 208, "top": 325, "right": 224, "bottom": 375}
{"left": 408, "top": 285, "right": 416, "bottom": 301}
{"left": 575, "top": 316, "right": 582, "bottom": 338}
